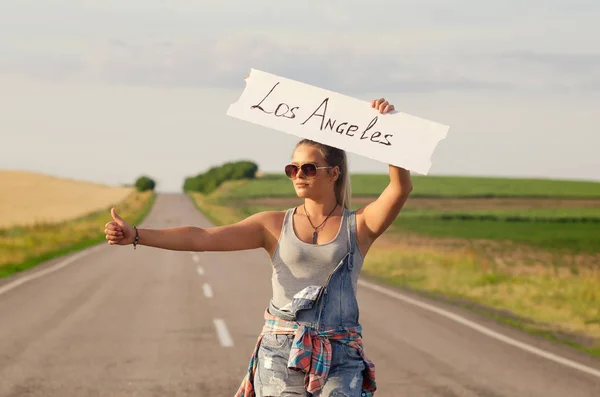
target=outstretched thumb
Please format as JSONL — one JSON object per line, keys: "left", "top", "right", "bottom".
{"left": 111, "top": 207, "right": 126, "bottom": 226}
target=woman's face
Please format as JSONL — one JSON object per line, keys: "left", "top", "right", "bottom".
{"left": 289, "top": 145, "right": 338, "bottom": 200}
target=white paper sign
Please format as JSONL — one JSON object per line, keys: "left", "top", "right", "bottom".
{"left": 226, "top": 69, "right": 449, "bottom": 174}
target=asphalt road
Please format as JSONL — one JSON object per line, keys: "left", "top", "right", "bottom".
{"left": 0, "top": 193, "right": 599, "bottom": 396}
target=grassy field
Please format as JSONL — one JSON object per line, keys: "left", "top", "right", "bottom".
{"left": 202, "top": 176, "right": 600, "bottom": 254}
{"left": 189, "top": 174, "right": 600, "bottom": 357}
{"left": 388, "top": 217, "right": 600, "bottom": 254}
{"left": 220, "top": 173, "right": 600, "bottom": 199}
{"left": 226, "top": 203, "right": 600, "bottom": 254}
{"left": 0, "top": 171, "right": 156, "bottom": 278}
{"left": 362, "top": 242, "right": 600, "bottom": 353}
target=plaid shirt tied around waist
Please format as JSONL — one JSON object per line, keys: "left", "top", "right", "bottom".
{"left": 234, "top": 309, "right": 376, "bottom": 397}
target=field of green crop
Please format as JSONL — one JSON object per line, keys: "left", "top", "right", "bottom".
{"left": 391, "top": 217, "right": 600, "bottom": 253}
{"left": 214, "top": 174, "right": 600, "bottom": 254}
{"left": 232, "top": 203, "right": 600, "bottom": 253}
{"left": 222, "top": 174, "right": 600, "bottom": 199}
{"left": 397, "top": 207, "right": 600, "bottom": 219}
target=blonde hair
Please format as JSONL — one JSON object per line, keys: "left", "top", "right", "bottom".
{"left": 295, "top": 139, "right": 352, "bottom": 209}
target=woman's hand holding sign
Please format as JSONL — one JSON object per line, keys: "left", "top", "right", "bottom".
{"left": 371, "top": 98, "right": 395, "bottom": 114}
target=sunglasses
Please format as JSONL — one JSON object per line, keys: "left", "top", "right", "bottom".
{"left": 284, "top": 163, "right": 332, "bottom": 179}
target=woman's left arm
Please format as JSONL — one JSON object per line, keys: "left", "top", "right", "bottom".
{"left": 357, "top": 98, "right": 414, "bottom": 241}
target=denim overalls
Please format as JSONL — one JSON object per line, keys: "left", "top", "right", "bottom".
{"left": 252, "top": 210, "right": 373, "bottom": 397}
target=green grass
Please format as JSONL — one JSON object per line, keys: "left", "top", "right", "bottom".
{"left": 239, "top": 205, "right": 600, "bottom": 222}
{"left": 361, "top": 248, "right": 600, "bottom": 357}
{"left": 213, "top": 204, "right": 600, "bottom": 254}
{"left": 187, "top": 192, "right": 244, "bottom": 227}
{"left": 398, "top": 207, "right": 600, "bottom": 220}
{"left": 210, "top": 174, "right": 600, "bottom": 254}
{"left": 0, "top": 191, "right": 156, "bottom": 279}
{"left": 223, "top": 174, "right": 600, "bottom": 199}
{"left": 391, "top": 217, "right": 600, "bottom": 254}
{"left": 204, "top": 195, "right": 600, "bottom": 254}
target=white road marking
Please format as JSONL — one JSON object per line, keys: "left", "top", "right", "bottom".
{"left": 213, "top": 319, "right": 234, "bottom": 347}
{"left": 202, "top": 283, "right": 213, "bottom": 298}
{"left": 196, "top": 266, "right": 204, "bottom": 276}
{"left": 192, "top": 255, "right": 200, "bottom": 263}
{"left": 0, "top": 246, "right": 99, "bottom": 296}
{"left": 358, "top": 279, "right": 600, "bottom": 379}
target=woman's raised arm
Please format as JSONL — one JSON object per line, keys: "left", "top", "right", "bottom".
{"left": 356, "top": 98, "right": 414, "bottom": 243}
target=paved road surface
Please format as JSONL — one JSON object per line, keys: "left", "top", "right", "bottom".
{"left": 0, "top": 193, "right": 599, "bottom": 396}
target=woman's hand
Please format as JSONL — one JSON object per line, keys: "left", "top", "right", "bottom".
{"left": 371, "top": 98, "right": 395, "bottom": 114}
{"left": 104, "top": 207, "right": 135, "bottom": 246}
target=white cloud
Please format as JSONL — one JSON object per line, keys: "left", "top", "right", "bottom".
{"left": 2, "top": 35, "right": 599, "bottom": 95}
{"left": 2, "top": 0, "right": 599, "bottom": 94}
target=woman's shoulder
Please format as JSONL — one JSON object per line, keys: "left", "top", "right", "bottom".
{"left": 253, "top": 207, "right": 294, "bottom": 229}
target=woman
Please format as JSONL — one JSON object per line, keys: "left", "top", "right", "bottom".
{"left": 104, "top": 98, "right": 412, "bottom": 397}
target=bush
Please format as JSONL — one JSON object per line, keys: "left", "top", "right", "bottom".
{"left": 183, "top": 160, "right": 258, "bottom": 194}
{"left": 135, "top": 176, "right": 156, "bottom": 192}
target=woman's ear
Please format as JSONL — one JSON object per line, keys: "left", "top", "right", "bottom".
{"left": 332, "top": 166, "right": 341, "bottom": 182}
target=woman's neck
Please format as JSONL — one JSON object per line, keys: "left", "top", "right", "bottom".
{"left": 303, "top": 197, "right": 340, "bottom": 218}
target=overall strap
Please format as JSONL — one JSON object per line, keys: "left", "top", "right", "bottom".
{"left": 346, "top": 208, "right": 357, "bottom": 255}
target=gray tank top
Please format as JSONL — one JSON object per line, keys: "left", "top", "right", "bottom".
{"left": 270, "top": 207, "right": 364, "bottom": 311}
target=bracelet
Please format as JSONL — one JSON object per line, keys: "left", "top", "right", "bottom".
{"left": 133, "top": 226, "right": 139, "bottom": 250}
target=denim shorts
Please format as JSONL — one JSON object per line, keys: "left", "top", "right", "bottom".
{"left": 255, "top": 333, "right": 366, "bottom": 397}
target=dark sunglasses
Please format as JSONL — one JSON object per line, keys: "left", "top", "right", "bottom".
{"left": 284, "top": 163, "right": 332, "bottom": 179}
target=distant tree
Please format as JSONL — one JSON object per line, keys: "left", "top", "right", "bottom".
{"left": 183, "top": 160, "right": 259, "bottom": 193}
{"left": 135, "top": 176, "right": 156, "bottom": 192}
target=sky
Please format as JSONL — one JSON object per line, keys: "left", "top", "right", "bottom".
{"left": 1, "top": 0, "right": 599, "bottom": 192}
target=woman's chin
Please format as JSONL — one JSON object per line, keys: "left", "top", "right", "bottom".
{"left": 295, "top": 188, "right": 311, "bottom": 198}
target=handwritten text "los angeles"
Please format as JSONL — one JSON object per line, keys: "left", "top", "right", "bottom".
{"left": 250, "top": 82, "right": 393, "bottom": 146}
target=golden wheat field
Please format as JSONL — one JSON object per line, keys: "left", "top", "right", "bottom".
{"left": 0, "top": 170, "right": 134, "bottom": 229}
